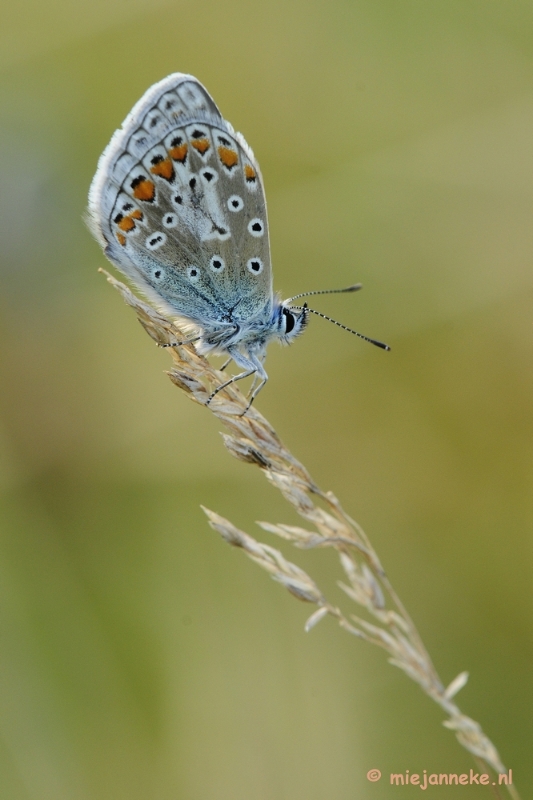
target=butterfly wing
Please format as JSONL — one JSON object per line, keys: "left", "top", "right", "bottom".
{"left": 88, "top": 74, "right": 272, "bottom": 328}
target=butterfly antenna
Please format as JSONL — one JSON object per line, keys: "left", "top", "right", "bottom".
{"left": 291, "top": 304, "right": 391, "bottom": 351}
{"left": 286, "top": 283, "right": 363, "bottom": 303}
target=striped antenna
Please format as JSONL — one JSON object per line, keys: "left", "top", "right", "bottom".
{"left": 291, "top": 304, "right": 390, "bottom": 351}
{"left": 286, "top": 284, "right": 362, "bottom": 303}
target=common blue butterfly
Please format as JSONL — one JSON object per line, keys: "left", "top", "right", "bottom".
{"left": 88, "top": 74, "right": 389, "bottom": 411}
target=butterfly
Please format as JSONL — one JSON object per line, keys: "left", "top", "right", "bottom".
{"left": 88, "top": 73, "right": 389, "bottom": 411}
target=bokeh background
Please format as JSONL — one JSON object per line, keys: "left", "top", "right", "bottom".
{"left": 0, "top": 1, "right": 532, "bottom": 797}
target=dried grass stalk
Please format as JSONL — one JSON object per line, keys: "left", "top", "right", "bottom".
{"left": 102, "top": 269, "right": 520, "bottom": 799}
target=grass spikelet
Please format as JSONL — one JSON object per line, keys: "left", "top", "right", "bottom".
{"left": 102, "top": 268, "right": 521, "bottom": 799}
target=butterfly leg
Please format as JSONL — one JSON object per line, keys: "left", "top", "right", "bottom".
{"left": 219, "top": 357, "right": 233, "bottom": 372}
{"left": 244, "top": 353, "right": 265, "bottom": 396}
{"left": 206, "top": 349, "right": 257, "bottom": 406}
{"left": 206, "top": 367, "right": 256, "bottom": 405}
{"left": 239, "top": 377, "right": 267, "bottom": 415}
{"left": 239, "top": 356, "right": 268, "bottom": 415}
{"left": 247, "top": 373, "right": 259, "bottom": 396}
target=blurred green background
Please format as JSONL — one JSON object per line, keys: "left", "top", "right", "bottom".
{"left": 0, "top": 1, "right": 532, "bottom": 797}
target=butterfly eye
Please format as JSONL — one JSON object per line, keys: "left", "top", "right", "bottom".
{"left": 282, "top": 307, "right": 295, "bottom": 334}
{"left": 247, "top": 218, "right": 264, "bottom": 237}
{"left": 145, "top": 232, "right": 167, "bottom": 250}
{"left": 227, "top": 195, "right": 244, "bottom": 212}
{"left": 187, "top": 265, "right": 200, "bottom": 282}
{"left": 209, "top": 256, "right": 225, "bottom": 273}
{"left": 162, "top": 213, "right": 178, "bottom": 228}
{"left": 247, "top": 258, "right": 263, "bottom": 275}
{"left": 152, "top": 267, "right": 165, "bottom": 281}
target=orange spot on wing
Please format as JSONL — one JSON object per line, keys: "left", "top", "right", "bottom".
{"left": 150, "top": 158, "right": 174, "bottom": 181}
{"left": 218, "top": 146, "right": 238, "bottom": 169}
{"left": 116, "top": 232, "right": 126, "bottom": 246}
{"left": 191, "top": 138, "right": 210, "bottom": 154}
{"left": 117, "top": 216, "right": 136, "bottom": 232}
{"left": 169, "top": 143, "right": 188, "bottom": 162}
{"left": 132, "top": 179, "right": 155, "bottom": 202}
{"left": 244, "top": 164, "right": 256, "bottom": 182}
{"left": 130, "top": 209, "right": 143, "bottom": 220}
